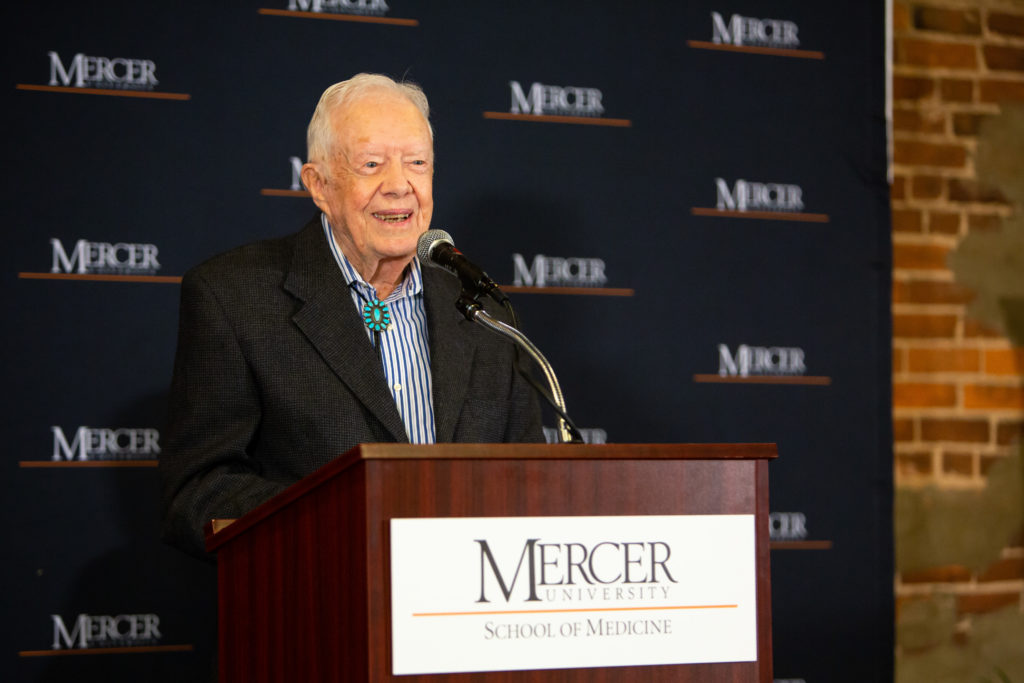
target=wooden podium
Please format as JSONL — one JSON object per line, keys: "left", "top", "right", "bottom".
{"left": 206, "top": 443, "right": 776, "bottom": 682}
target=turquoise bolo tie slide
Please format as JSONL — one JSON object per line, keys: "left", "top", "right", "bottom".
{"left": 363, "top": 298, "right": 392, "bottom": 332}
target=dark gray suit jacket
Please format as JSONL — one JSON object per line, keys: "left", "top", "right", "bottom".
{"left": 160, "top": 218, "right": 543, "bottom": 558}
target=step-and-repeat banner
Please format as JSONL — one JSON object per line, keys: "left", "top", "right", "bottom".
{"left": 3, "top": 2, "right": 891, "bottom": 681}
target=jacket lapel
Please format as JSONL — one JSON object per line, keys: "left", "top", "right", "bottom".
{"left": 283, "top": 219, "right": 408, "bottom": 442}
{"left": 423, "top": 266, "right": 477, "bottom": 443}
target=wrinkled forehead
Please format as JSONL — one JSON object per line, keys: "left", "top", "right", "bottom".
{"left": 332, "top": 89, "right": 432, "bottom": 151}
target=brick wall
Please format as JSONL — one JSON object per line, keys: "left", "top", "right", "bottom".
{"left": 891, "top": 0, "right": 1024, "bottom": 677}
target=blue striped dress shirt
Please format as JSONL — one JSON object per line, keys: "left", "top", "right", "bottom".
{"left": 322, "top": 215, "right": 436, "bottom": 444}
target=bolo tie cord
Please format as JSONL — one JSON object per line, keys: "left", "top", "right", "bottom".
{"left": 362, "top": 296, "right": 391, "bottom": 366}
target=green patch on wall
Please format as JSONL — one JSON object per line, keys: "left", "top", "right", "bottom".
{"left": 949, "top": 105, "right": 1024, "bottom": 345}
{"left": 897, "top": 606, "right": 1024, "bottom": 683}
{"left": 896, "top": 449, "right": 1023, "bottom": 572}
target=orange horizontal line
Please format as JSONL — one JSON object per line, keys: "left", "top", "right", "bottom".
{"left": 19, "top": 272, "right": 182, "bottom": 283}
{"left": 687, "top": 41, "right": 825, "bottom": 60}
{"left": 693, "top": 374, "right": 832, "bottom": 386}
{"left": 261, "top": 188, "right": 311, "bottom": 198}
{"left": 257, "top": 8, "right": 418, "bottom": 26}
{"left": 15, "top": 84, "right": 190, "bottom": 100}
{"left": 20, "top": 460, "right": 158, "bottom": 468}
{"left": 771, "top": 540, "right": 833, "bottom": 550}
{"left": 500, "top": 285, "right": 635, "bottom": 297}
{"left": 483, "top": 112, "right": 632, "bottom": 127}
{"left": 690, "top": 208, "right": 830, "bottom": 223}
{"left": 19, "top": 644, "right": 193, "bottom": 657}
{"left": 413, "top": 604, "right": 737, "bottom": 617}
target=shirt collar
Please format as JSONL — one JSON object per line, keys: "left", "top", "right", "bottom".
{"left": 321, "top": 213, "right": 423, "bottom": 300}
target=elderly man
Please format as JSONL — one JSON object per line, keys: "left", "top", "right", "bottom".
{"left": 160, "top": 74, "right": 543, "bottom": 558}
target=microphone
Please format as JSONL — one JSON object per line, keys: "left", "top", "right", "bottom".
{"left": 417, "top": 229, "right": 504, "bottom": 301}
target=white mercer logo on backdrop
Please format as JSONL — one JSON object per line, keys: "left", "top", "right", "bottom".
{"left": 51, "top": 426, "right": 161, "bottom": 461}
{"left": 710, "top": 11, "right": 800, "bottom": 49}
{"left": 718, "top": 344, "right": 807, "bottom": 377}
{"left": 289, "top": 155, "right": 305, "bottom": 190}
{"left": 512, "top": 254, "right": 607, "bottom": 288}
{"left": 509, "top": 81, "right": 605, "bottom": 117}
{"left": 48, "top": 51, "right": 158, "bottom": 90}
{"left": 51, "top": 613, "right": 162, "bottom": 649}
{"left": 543, "top": 427, "right": 607, "bottom": 444}
{"left": 287, "top": 0, "right": 389, "bottom": 16}
{"left": 715, "top": 178, "right": 804, "bottom": 213}
{"left": 769, "top": 512, "right": 808, "bottom": 541}
{"left": 50, "top": 238, "right": 161, "bottom": 275}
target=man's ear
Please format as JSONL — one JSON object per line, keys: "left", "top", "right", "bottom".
{"left": 301, "top": 163, "right": 328, "bottom": 211}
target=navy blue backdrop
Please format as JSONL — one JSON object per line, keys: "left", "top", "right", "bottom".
{"left": 3, "top": 2, "right": 892, "bottom": 681}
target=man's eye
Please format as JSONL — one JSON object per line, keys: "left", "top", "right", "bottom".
{"left": 411, "top": 160, "right": 426, "bottom": 166}
{"left": 365, "top": 161, "right": 379, "bottom": 168}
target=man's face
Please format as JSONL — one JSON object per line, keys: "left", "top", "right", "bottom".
{"left": 309, "top": 89, "right": 434, "bottom": 275}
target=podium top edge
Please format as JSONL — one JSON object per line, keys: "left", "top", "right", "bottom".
{"left": 205, "top": 443, "right": 777, "bottom": 552}
{"left": 348, "top": 442, "right": 778, "bottom": 463}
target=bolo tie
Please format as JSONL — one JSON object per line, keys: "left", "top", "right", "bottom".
{"left": 362, "top": 296, "right": 391, "bottom": 362}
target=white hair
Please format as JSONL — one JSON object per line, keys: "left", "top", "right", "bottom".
{"left": 306, "top": 73, "right": 432, "bottom": 165}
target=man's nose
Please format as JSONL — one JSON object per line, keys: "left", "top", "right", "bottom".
{"left": 381, "top": 162, "right": 411, "bottom": 196}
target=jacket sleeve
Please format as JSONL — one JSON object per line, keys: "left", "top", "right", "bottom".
{"left": 159, "top": 269, "right": 287, "bottom": 560}
{"left": 503, "top": 345, "right": 547, "bottom": 444}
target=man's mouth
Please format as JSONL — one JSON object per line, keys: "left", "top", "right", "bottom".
{"left": 372, "top": 211, "right": 412, "bottom": 224}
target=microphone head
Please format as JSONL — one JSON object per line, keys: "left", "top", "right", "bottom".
{"left": 416, "top": 229, "right": 454, "bottom": 264}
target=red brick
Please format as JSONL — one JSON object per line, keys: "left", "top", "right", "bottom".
{"left": 996, "top": 421, "right": 1023, "bottom": 445}
{"left": 952, "top": 112, "right": 986, "bottom": 136}
{"left": 894, "top": 140, "right": 967, "bottom": 167}
{"left": 897, "top": 38, "right": 978, "bottom": 69}
{"left": 908, "top": 348, "right": 981, "bottom": 373}
{"left": 892, "top": 175, "right": 907, "bottom": 200}
{"left": 943, "top": 452, "right": 975, "bottom": 475}
{"left": 968, "top": 213, "right": 1004, "bottom": 232}
{"left": 894, "top": 75, "right": 935, "bottom": 100}
{"left": 893, "top": 281, "right": 908, "bottom": 305}
{"left": 964, "top": 384, "right": 1024, "bottom": 410}
{"left": 897, "top": 451, "right": 935, "bottom": 475}
{"left": 894, "top": 2, "right": 911, "bottom": 32}
{"left": 978, "top": 557, "right": 1024, "bottom": 582}
{"left": 984, "top": 348, "right": 1024, "bottom": 375}
{"left": 893, "top": 382, "right": 958, "bottom": 407}
{"left": 893, "top": 344, "right": 907, "bottom": 372}
{"left": 913, "top": 7, "right": 981, "bottom": 35}
{"left": 940, "top": 78, "right": 974, "bottom": 102}
{"left": 894, "top": 314, "right": 958, "bottom": 338}
{"left": 892, "top": 208, "right": 923, "bottom": 232}
{"left": 981, "top": 79, "right": 1024, "bottom": 102}
{"left": 989, "top": 12, "right": 1024, "bottom": 38}
{"left": 895, "top": 280, "right": 973, "bottom": 305}
{"left": 901, "top": 565, "right": 972, "bottom": 583}
{"left": 984, "top": 45, "right": 1024, "bottom": 72}
{"left": 894, "top": 108, "right": 946, "bottom": 133}
{"left": 958, "top": 592, "right": 1019, "bottom": 615}
{"left": 948, "top": 179, "right": 1007, "bottom": 203}
{"left": 965, "top": 318, "right": 1005, "bottom": 338}
{"left": 911, "top": 175, "right": 943, "bottom": 199}
{"left": 893, "top": 242, "right": 951, "bottom": 270}
{"left": 921, "top": 418, "right": 989, "bottom": 442}
{"left": 894, "top": 417, "right": 915, "bottom": 442}
{"left": 929, "top": 211, "right": 960, "bottom": 234}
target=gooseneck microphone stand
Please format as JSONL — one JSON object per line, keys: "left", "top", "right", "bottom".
{"left": 454, "top": 292, "right": 582, "bottom": 444}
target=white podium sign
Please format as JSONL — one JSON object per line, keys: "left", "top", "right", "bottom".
{"left": 390, "top": 514, "right": 757, "bottom": 675}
